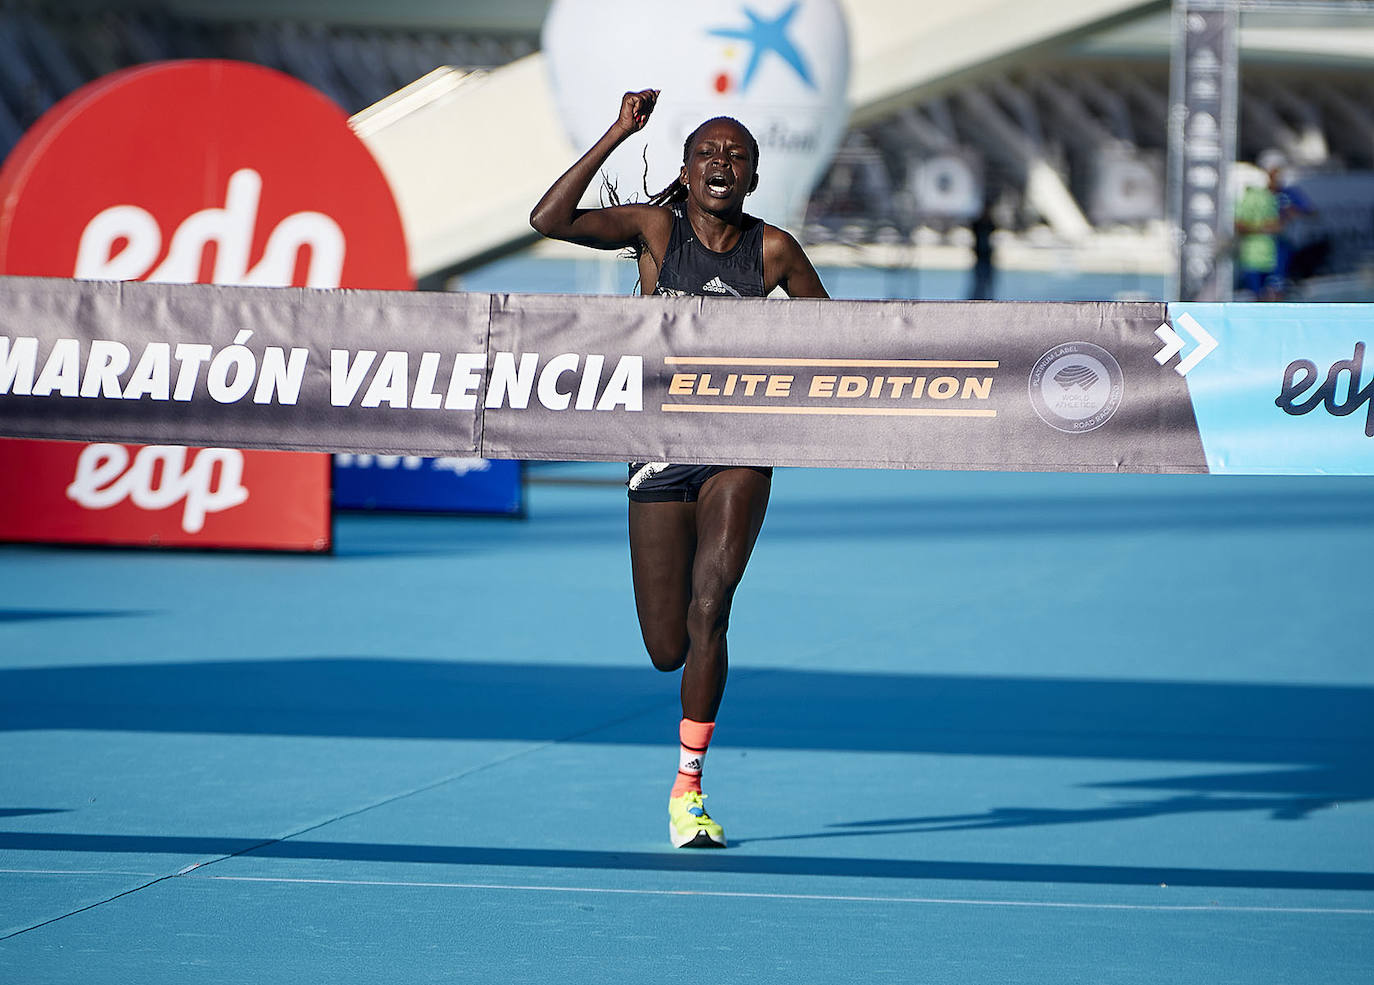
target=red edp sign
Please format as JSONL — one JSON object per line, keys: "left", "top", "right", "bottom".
{"left": 0, "top": 441, "right": 332, "bottom": 551}
{"left": 0, "top": 59, "right": 413, "bottom": 550}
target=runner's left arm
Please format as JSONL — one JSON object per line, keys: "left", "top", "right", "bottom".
{"left": 764, "top": 226, "right": 829, "bottom": 299}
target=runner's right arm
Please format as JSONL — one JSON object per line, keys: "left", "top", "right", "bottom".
{"left": 529, "top": 90, "right": 669, "bottom": 252}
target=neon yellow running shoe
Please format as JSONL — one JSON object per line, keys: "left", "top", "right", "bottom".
{"left": 668, "top": 790, "right": 726, "bottom": 848}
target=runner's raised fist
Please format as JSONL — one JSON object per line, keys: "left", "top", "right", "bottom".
{"left": 616, "top": 89, "right": 660, "bottom": 135}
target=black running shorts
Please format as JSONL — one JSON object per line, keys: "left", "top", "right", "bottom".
{"left": 626, "top": 463, "right": 773, "bottom": 503}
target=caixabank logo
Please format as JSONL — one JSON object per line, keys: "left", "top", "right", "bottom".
{"left": 0, "top": 59, "right": 413, "bottom": 550}
{"left": 1027, "top": 341, "right": 1125, "bottom": 433}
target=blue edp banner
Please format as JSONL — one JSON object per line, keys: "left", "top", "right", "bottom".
{"left": 1170, "top": 303, "right": 1373, "bottom": 475}
{"left": 333, "top": 456, "right": 523, "bottom": 515}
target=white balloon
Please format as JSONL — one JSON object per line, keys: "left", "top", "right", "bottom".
{"left": 541, "top": 0, "right": 850, "bottom": 229}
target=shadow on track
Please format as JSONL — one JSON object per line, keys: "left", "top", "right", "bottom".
{"left": 0, "top": 609, "right": 152, "bottom": 624}
{"left": 3, "top": 658, "right": 1370, "bottom": 768}
{"left": 4, "top": 658, "right": 1370, "bottom": 828}
{"left": 0, "top": 830, "right": 1369, "bottom": 891}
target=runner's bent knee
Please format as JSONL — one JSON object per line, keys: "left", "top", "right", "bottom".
{"left": 686, "top": 593, "right": 732, "bottom": 644}
{"left": 643, "top": 630, "right": 689, "bottom": 672}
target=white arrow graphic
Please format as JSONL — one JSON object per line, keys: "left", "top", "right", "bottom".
{"left": 1153, "top": 323, "right": 1185, "bottom": 364}
{"left": 1153, "top": 313, "right": 1218, "bottom": 376}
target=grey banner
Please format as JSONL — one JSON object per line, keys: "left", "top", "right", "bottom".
{"left": 484, "top": 293, "right": 1207, "bottom": 472}
{"left": 0, "top": 276, "right": 1208, "bottom": 472}
{"left": 0, "top": 277, "right": 487, "bottom": 457}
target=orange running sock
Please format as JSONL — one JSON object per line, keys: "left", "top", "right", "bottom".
{"left": 671, "top": 718, "right": 715, "bottom": 797}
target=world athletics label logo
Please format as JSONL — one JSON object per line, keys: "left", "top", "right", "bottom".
{"left": 1028, "top": 342, "right": 1124, "bottom": 433}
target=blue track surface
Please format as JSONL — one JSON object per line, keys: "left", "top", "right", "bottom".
{"left": 2, "top": 465, "right": 1372, "bottom": 983}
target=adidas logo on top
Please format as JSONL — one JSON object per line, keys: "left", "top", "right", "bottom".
{"left": 701, "top": 276, "right": 740, "bottom": 297}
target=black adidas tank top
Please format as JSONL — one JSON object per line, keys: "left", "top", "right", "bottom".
{"left": 653, "top": 205, "right": 765, "bottom": 298}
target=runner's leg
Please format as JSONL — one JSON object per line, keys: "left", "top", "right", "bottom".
{"left": 680, "top": 468, "right": 771, "bottom": 722}
{"left": 628, "top": 499, "right": 695, "bottom": 673}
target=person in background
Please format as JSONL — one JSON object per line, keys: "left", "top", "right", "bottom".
{"left": 1235, "top": 154, "right": 1283, "bottom": 300}
{"left": 1262, "top": 151, "right": 1320, "bottom": 290}
{"left": 968, "top": 197, "right": 996, "bottom": 300}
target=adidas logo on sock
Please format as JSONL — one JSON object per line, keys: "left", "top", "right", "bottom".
{"left": 700, "top": 276, "right": 740, "bottom": 297}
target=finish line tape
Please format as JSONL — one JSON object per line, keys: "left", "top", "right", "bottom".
{"left": 0, "top": 277, "right": 1369, "bottom": 474}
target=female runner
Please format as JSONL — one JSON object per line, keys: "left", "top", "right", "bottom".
{"left": 530, "top": 89, "right": 828, "bottom": 847}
